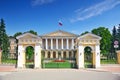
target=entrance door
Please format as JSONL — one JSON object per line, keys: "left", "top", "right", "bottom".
{"left": 84, "top": 46, "right": 93, "bottom": 68}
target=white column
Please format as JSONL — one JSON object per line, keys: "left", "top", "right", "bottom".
{"left": 66, "top": 39, "right": 69, "bottom": 49}
{"left": 61, "top": 38, "right": 63, "bottom": 49}
{"left": 51, "top": 38, "right": 53, "bottom": 49}
{"left": 72, "top": 39, "right": 74, "bottom": 49}
{"left": 17, "top": 45, "right": 24, "bottom": 68}
{"left": 46, "top": 38, "right": 48, "bottom": 49}
{"left": 78, "top": 45, "right": 84, "bottom": 68}
{"left": 95, "top": 45, "right": 100, "bottom": 68}
{"left": 34, "top": 43, "right": 41, "bottom": 69}
{"left": 56, "top": 39, "right": 58, "bottom": 49}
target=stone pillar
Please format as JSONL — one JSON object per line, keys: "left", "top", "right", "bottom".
{"left": 56, "top": 39, "right": 58, "bottom": 49}
{"left": 51, "top": 39, "right": 53, "bottom": 49}
{"left": 50, "top": 51, "right": 53, "bottom": 58}
{"left": 61, "top": 38, "right": 63, "bottom": 49}
{"left": 77, "top": 45, "right": 84, "bottom": 68}
{"left": 116, "top": 50, "right": 120, "bottom": 64}
{"left": 66, "top": 51, "right": 69, "bottom": 58}
{"left": 61, "top": 51, "right": 63, "bottom": 58}
{"left": 45, "top": 51, "right": 48, "bottom": 58}
{"left": 95, "top": 45, "right": 100, "bottom": 68}
{"left": 56, "top": 51, "right": 58, "bottom": 58}
{"left": 17, "top": 45, "right": 25, "bottom": 68}
{"left": 72, "top": 39, "right": 74, "bottom": 49}
{"left": 34, "top": 43, "right": 41, "bottom": 69}
{"left": 92, "top": 51, "right": 96, "bottom": 68}
{"left": 46, "top": 38, "right": 48, "bottom": 49}
{"left": 71, "top": 51, "right": 74, "bottom": 58}
{"left": 66, "top": 39, "right": 69, "bottom": 49}
{"left": 0, "top": 50, "right": 2, "bottom": 64}
{"left": 23, "top": 50, "right": 26, "bottom": 68}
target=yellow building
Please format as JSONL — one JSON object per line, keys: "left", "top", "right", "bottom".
{"left": 9, "top": 37, "right": 17, "bottom": 58}
{"left": 16, "top": 30, "right": 101, "bottom": 69}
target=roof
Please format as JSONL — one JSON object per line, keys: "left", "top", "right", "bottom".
{"left": 16, "top": 32, "right": 40, "bottom": 39}
{"left": 78, "top": 33, "right": 101, "bottom": 40}
{"left": 41, "top": 30, "right": 78, "bottom": 37}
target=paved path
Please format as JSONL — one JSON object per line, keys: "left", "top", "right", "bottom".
{"left": 100, "top": 64, "right": 120, "bottom": 72}
{"left": 0, "top": 64, "right": 120, "bottom": 80}
{"left": 0, "top": 64, "right": 16, "bottom": 72}
{"left": 0, "top": 69, "right": 120, "bottom": 80}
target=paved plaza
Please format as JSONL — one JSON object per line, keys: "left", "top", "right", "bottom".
{"left": 0, "top": 64, "right": 120, "bottom": 80}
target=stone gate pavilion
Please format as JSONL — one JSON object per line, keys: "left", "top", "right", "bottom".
{"left": 16, "top": 30, "right": 101, "bottom": 69}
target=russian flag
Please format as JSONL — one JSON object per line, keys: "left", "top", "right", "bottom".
{"left": 58, "top": 20, "right": 63, "bottom": 26}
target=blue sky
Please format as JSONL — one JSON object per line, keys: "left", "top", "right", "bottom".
{"left": 0, "top": 0, "right": 120, "bottom": 36}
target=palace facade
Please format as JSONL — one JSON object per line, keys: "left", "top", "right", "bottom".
{"left": 15, "top": 30, "right": 101, "bottom": 69}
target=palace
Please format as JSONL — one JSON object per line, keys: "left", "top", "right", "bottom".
{"left": 10, "top": 30, "right": 101, "bottom": 69}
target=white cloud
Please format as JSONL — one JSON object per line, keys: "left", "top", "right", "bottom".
{"left": 32, "top": 0, "right": 55, "bottom": 6}
{"left": 70, "top": 0, "right": 120, "bottom": 22}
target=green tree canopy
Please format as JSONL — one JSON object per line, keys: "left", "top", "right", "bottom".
{"left": 0, "top": 19, "right": 9, "bottom": 60}
{"left": 13, "top": 30, "right": 37, "bottom": 38}
{"left": 28, "top": 30, "right": 37, "bottom": 35}
{"left": 80, "top": 31, "right": 89, "bottom": 36}
{"left": 116, "top": 24, "right": 120, "bottom": 49}
{"left": 26, "top": 46, "right": 34, "bottom": 60}
{"left": 13, "top": 32, "right": 22, "bottom": 38}
{"left": 91, "top": 27, "right": 112, "bottom": 56}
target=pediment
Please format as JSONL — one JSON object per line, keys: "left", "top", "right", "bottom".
{"left": 16, "top": 33, "right": 40, "bottom": 40}
{"left": 42, "top": 30, "right": 77, "bottom": 37}
{"left": 79, "top": 33, "right": 101, "bottom": 40}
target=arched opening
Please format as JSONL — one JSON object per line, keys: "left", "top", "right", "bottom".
{"left": 84, "top": 46, "right": 93, "bottom": 68}
{"left": 63, "top": 52, "right": 66, "bottom": 59}
{"left": 53, "top": 52, "right": 56, "bottom": 58}
{"left": 69, "top": 52, "right": 72, "bottom": 59}
{"left": 25, "top": 46, "right": 34, "bottom": 68}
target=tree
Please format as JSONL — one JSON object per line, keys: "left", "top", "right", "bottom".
{"left": 91, "top": 27, "right": 112, "bottom": 56}
{"left": 112, "top": 26, "right": 117, "bottom": 39}
{"left": 110, "top": 26, "right": 117, "bottom": 59}
{"left": 13, "top": 32, "right": 22, "bottom": 38}
{"left": 26, "top": 46, "right": 34, "bottom": 60}
{"left": 116, "top": 24, "right": 120, "bottom": 49}
{"left": 28, "top": 30, "right": 37, "bottom": 35}
{"left": 80, "top": 31, "right": 89, "bottom": 36}
{"left": 0, "top": 19, "right": 9, "bottom": 60}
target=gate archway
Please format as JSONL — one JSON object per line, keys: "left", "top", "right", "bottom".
{"left": 84, "top": 46, "right": 93, "bottom": 68}
{"left": 16, "top": 33, "right": 42, "bottom": 69}
{"left": 25, "top": 46, "right": 34, "bottom": 68}
{"left": 77, "top": 33, "right": 101, "bottom": 68}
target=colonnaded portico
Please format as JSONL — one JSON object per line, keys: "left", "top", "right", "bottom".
{"left": 41, "top": 30, "right": 77, "bottom": 61}
{"left": 16, "top": 30, "right": 101, "bottom": 69}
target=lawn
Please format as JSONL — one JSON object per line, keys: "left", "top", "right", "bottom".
{"left": 2, "top": 59, "right": 17, "bottom": 64}
{"left": 42, "top": 61, "right": 76, "bottom": 68}
{"left": 100, "top": 59, "right": 117, "bottom": 64}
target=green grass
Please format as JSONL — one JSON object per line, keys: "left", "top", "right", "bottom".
{"left": 42, "top": 61, "right": 76, "bottom": 68}
{"left": 101, "top": 59, "right": 117, "bottom": 64}
{"left": 2, "top": 59, "right": 17, "bottom": 64}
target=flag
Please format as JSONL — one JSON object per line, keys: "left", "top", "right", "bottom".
{"left": 58, "top": 20, "right": 63, "bottom": 26}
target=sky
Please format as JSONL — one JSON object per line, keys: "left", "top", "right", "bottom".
{"left": 0, "top": 0, "right": 120, "bottom": 36}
